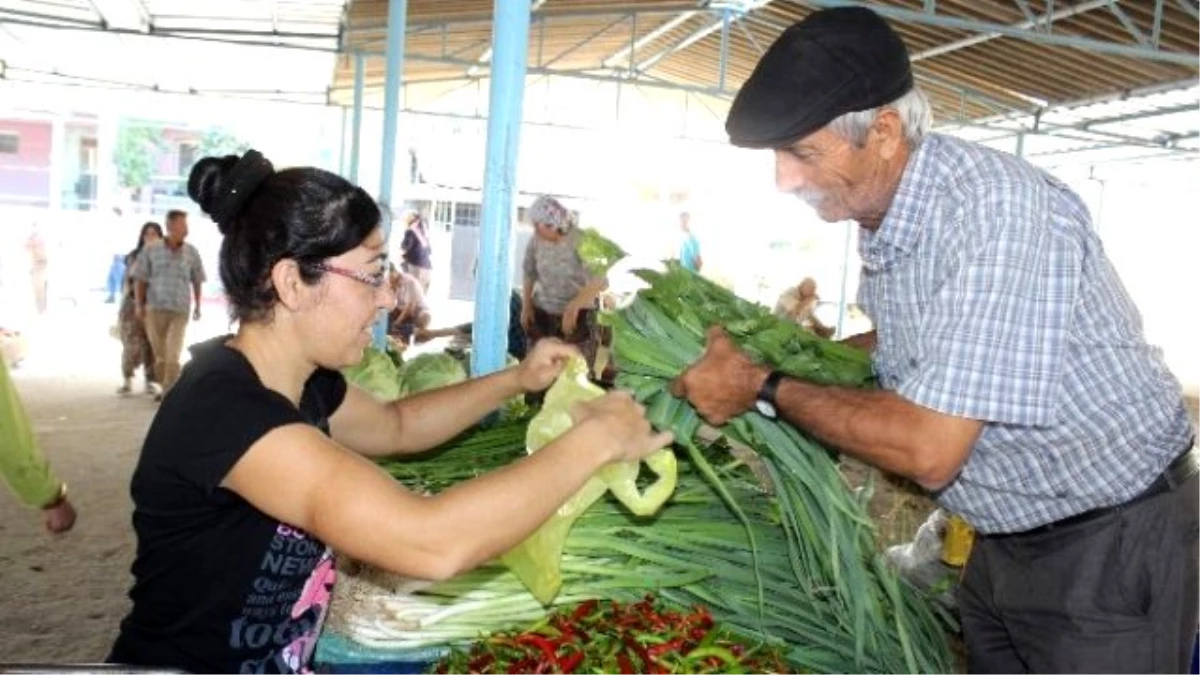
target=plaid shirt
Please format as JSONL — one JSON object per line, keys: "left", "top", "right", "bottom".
{"left": 132, "top": 241, "right": 206, "bottom": 313}
{"left": 858, "top": 133, "right": 1194, "bottom": 534}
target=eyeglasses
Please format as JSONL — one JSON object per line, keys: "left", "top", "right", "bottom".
{"left": 306, "top": 262, "right": 388, "bottom": 289}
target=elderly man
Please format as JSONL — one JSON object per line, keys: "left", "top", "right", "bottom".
{"left": 672, "top": 7, "right": 1197, "bottom": 673}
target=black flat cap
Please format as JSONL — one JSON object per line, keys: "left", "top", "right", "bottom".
{"left": 725, "top": 6, "right": 913, "bottom": 149}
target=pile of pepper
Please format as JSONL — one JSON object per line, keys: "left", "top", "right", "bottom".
{"left": 431, "top": 594, "right": 791, "bottom": 674}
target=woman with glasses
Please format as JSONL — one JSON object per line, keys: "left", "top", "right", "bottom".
{"left": 108, "top": 151, "right": 671, "bottom": 673}
{"left": 520, "top": 195, "right": 607, "bottom": 377}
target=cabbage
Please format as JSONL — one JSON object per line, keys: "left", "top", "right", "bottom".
{"left": 398, "top": 352, "right": 468, "bottom": 396}
{"left": 342, "top": 347, "right": 403, "bottom": 401}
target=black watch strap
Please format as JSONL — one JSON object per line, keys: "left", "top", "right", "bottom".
{"left": 757, "top": 370, "right": 786, "bottom": 409}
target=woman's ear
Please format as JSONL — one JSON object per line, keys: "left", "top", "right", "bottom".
{"left": 271, "top": 259, "right": 310, "bottom": 311}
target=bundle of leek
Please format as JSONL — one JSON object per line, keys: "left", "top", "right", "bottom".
{"left": 604, "top": 262, "right": 953, "bottom": 673}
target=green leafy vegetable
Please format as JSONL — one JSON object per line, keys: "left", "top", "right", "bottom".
{"left": 343, "top": 346, "right": 403, "bottom": 400}
{"left": 399, "top": 352, "right": 468, "bottom": 396}
{"left": 576, "top": 227, "right": 627, "bottom": 277}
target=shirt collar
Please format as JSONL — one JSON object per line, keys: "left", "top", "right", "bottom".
{"left": 858, "top": 133, "right": 941, "bottom": 269}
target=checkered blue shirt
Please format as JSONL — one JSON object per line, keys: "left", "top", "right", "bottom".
{"left": 858, "top": 133, "right": 1194, "bottom": 534}
{"left": 131, "top": 241, "right": 206, "bottom": 313}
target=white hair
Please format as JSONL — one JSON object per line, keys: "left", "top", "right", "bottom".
{"left": 826, "top": 86, "right": 933, "bottom": 148}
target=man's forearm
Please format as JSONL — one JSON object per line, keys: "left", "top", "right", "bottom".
{"left": 192, "top": 282, "right": 202, "bottom": 307}
{"left": 772, "top": 376, "right": 977, "bottom": 490}
{"left": 839, "top": 330, "right": 876, "bottom": 353}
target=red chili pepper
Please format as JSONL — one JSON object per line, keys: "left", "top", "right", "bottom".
{"left": 616, "top": 653, "right": 636, "bottom": 674}
{"left": 557, "top": 651, "right": 584, "bottom": 673}
{"left": 516, "top": 633, "right": 561, "bottom": 666}
{"left": 571, "top": 599, "right": 599, "bottom": 622}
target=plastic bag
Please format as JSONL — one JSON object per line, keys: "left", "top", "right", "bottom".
{"left": 502, "top": 356, "right": 676, "bottom": 604}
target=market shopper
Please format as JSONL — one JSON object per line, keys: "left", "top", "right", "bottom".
{"left": 399, "top": 209, "right": 433, "bottom": 293}
{"left": 0, "top": 357, "right": 78, "bottom": 534}
{"left": 670, "top": 7, "right": 1198, "bottom": 673}
{"left": 520, "top": 195, "right": 607, "bottom": 373}
{"left": 386, "top": 263, "right": 433, "bottom": 346}
{"left": 107, "top": 150, "right": 671, "bottom": 673}
{"left": 132, "top": 210, "right": 206, "bottom": 400}
{"left": 117, "top": 222, "right": 163, "bottom": 396}
{"left": 773, "top": 276, "right": 833, "bottom": 338}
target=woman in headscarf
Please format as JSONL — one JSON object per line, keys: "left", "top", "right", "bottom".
{"left": 520, "top": 195, "right": 607, "bottom": 373}
{"left": 117, "top": 221, "right": 164, "bottom": 395}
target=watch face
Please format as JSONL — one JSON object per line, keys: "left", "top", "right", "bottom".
{"left": 755, "top": 399, "right": 777, "bottom": 419}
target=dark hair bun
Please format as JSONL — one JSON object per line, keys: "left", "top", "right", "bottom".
{"left": 187, "top": 150, "right": 275, "bottom": 235}
{"left": 188, "top": 155, "right": 240, "bottom": 234}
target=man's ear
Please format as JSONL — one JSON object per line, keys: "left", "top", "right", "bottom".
{"left": 271, "top": 259, "right": 309, "bottom": 311}
{"left": 871, "top": 108, "right": 905, "bottom": 160}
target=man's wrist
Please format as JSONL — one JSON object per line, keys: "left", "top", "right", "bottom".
{"left": 41, "top": 482, "right": 67, "bottom": 510}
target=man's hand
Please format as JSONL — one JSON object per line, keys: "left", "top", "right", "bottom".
{"left": 43, "top": 498, "right": 77, "bottom": 534}
{"left": 517, "top": 338, "right": 579, "bottom": 392}
{"left": 669, "top": 326, "right": 769, "bottom": 426}
{"left": 192, "top": 306, "right": 202, "bottom": 321}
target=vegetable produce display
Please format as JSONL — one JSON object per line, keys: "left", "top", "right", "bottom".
{"left": 335, "top": 254, "right": 953, "bottom": 673}
{"left": 432, "top": 595, "right": 790, "bottom": 674}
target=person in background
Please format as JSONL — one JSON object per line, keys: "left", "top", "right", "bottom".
{"left": 399, "top": 210, "right": 433, "bottom": 293}
{"left": 105, "top": 253, "right": 126, "bottom": 304}
{"left": 677, "top": 211, "right": 703, "bottom": 273}
{"left": 132, "top": 210, "right": 206, "bottom": 401}
{"left": 386, "top": 264, "right": 433, "bottom": 347}
{"left": 520, "top": 195, "right": 607, "bottom": 373}
{"left": 773, "top": 276, "right": 834, "bottom": 338}
{"left": 671, "top": 7, "right": 1197, "bottom": 673}
{"left": 118, "top": 222, "right": 164, "bottom": 396}
{"left": 107, "top": 150, "right": 669, "bottom": 673}
{"left": 0, "top": 357, "right": 78, "bottom": 534}
{"left": 25, "top": 222, "right": 49, "bottom": 315}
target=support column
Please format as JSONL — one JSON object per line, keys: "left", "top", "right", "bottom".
{"left": 472, "top": 0, "right": 531, "bottom": 376}
{"left": 48, "top": 116, "right": 66, "bottom": 211}
{"left": 350, "top": 50, "right": 365, "bottom": 184}
{"left": 374, "top": 0, "right": 408, "bottom": 348}
{"left": 835, "top": 222, "right": 854, "bottom": 338}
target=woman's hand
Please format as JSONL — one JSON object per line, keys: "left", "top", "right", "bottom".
{"left": 516, "top": 338, "right": 578, "bottom": 392}
{"left": 520, "top": 305, "right": 535, "bottom": 332}
{"left": 570, "top": 391, "right": 674, "bottom": 463}
{"left": 562, "top": 303, "right": 581, "bottom": 336}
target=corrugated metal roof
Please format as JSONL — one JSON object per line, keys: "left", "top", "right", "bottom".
{"left": 334, "top": 0, "right": 1198, "bottom": 126}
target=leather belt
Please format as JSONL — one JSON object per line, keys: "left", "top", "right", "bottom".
{"left": 987, "top": 442, "right": 1198, "bottom": 539}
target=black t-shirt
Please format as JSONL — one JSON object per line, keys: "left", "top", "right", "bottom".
{"left": 109, "top": 337, "right": 347, "bottom": 673}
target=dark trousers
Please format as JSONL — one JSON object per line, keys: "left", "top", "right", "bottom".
{"left": 525, "top": 305, "right": 599, "bottom": 373}
{"left": 960, "top": 472, "right": 1199, "bottom": 673}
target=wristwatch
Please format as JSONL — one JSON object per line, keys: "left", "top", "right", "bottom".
{"left": 754, "top": 370, "right": 785, "bottom": 420}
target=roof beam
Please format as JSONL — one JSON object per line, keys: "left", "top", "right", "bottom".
{"left": 1176, "top": 0, "right": 1199, "bottom": 21}
{"left": 600, "top": 10, "right": 698, "bottom": 68}
{"left": 631, "top": 1, "right": 772, "bottom": 75}
{"left": 85, "top": 0, "right": 150, "bottom": 32}
{"left": 1106, "top": 2, "right": 1150, "bottom": 46}
{"left": 791, "top": 0, "right": 1198, "bottom": 65}
{"left": 912, "top": 0, "right": 1111, "bottom": 62}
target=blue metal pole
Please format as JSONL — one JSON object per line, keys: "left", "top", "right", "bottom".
{"left": 472, "top": 0, "right": 531, "bottom": 376}
{"left": 349, "top": 50, "right": 365, "bottom": 183}
{"left": 374, "top": 0, "right": 408, "bottom": 348}
{"left": 836, "top": 222, "right": 853, "bottom": 339}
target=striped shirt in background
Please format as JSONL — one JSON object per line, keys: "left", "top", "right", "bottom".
{"left": 858, "top": 133, "right": 1194, "bottom": 534}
